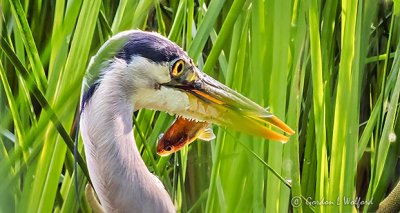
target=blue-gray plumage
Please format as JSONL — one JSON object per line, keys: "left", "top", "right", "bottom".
{"left": 79, "top": 30, "right": 294, "bottom": 212}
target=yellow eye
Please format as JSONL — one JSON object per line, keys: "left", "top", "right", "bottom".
{"left": 171, "top": 59, "right": 185, "bottom": 77}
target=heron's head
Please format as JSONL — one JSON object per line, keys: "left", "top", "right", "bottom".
{"left": 82, "top": 30, "right": 294, "bottom": 142}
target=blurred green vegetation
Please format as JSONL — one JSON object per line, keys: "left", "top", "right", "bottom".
{"left": 0, "top": 0, "right": 399, "bottom": 212}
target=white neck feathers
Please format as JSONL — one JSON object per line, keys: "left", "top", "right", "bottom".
{"left": 80, "top": 62, "right": 174, "bottom": 212}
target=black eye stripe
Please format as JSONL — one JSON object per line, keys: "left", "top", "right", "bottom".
{"left": 116, "top": 31, "right": 187, "bottom": 63}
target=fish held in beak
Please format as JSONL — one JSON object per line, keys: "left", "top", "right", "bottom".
{"left": 156, "top": 117, "right": 215, "bottom": 156}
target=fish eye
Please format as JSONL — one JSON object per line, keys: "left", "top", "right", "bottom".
{"left": 171, "top": 59, "right": 185, "bottom": 77}
{"left": 164, "top": 146, "right": 172, "bottom": 152}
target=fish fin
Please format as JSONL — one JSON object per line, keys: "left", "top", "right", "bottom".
{"left": 198, "top": 128, "right": 216, "bottom": 141}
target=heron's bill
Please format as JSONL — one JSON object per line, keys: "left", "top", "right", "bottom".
{"left": 162, "top": 68, "right": 295, "bottom": 143}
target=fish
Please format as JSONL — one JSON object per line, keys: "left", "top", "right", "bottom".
{"left": 156, "top": 117, "right": 216, "bottom": 156}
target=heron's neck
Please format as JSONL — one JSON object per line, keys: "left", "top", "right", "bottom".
{"left": 87, "top": 95, "right": 139, "bottom": 159}
{"left": 83, "top": 86, "right": 145, "bottom": 172}
{"left": 80, "top": 60, "right": 175, "bottom": 212}
{"left": 81, "top": 79, "right": 145, "bottom": 170}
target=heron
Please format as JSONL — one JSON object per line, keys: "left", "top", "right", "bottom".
{"left": 79, "top": 30, "right": 294, "bottom": 212}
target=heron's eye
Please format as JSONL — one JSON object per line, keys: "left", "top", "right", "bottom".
{"left": 164, "top": 146, "right": 172, "bottom": 152}
{"left": 171, "top": 59, "right": 185, "bottom": 77}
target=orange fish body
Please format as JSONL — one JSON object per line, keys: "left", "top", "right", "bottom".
{"left": 157, "top": 117, "right": 215, "bottom": 156}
